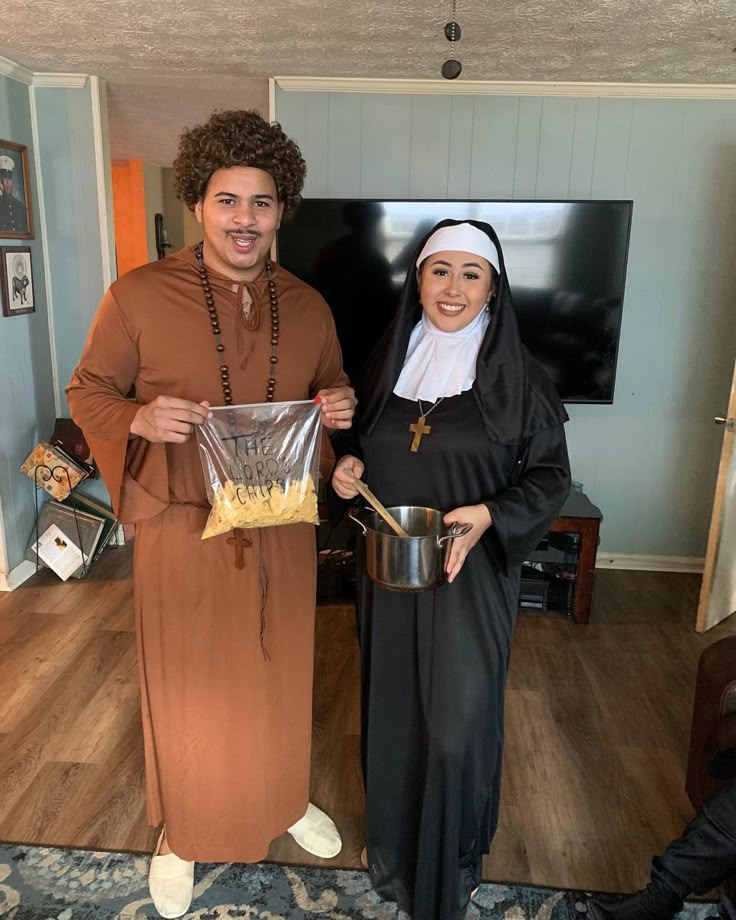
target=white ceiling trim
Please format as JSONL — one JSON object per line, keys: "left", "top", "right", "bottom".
{"left": 33, "top": 73, "right": 88, "bottom": 88}
{"left": 274, "top": 76, "right": 736, "bottom": 100}
{"left": 0, "top": 55, "right": 34, "bottom": 84}
{"left": 0, "top": 55, "right": 88, "bottom": 87}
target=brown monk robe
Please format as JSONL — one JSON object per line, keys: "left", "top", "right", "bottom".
{"left": 66, "top": 245, "right": 348, "bottom": 863}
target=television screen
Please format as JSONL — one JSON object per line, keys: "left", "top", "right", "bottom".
{"left": 277, "top": 199, "right": 632, "bottom": 403}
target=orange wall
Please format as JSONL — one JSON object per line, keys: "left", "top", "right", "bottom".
{"left": 111, "top": 160, "right": 149, "bottom": 277}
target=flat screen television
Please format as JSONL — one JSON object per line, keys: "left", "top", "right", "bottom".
{"left": 277, "top": 199, "right": 633, "bottom": 403}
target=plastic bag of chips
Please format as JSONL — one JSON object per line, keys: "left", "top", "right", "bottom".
{"left": 196, "top": 400, "right": 322, "bottom": 539}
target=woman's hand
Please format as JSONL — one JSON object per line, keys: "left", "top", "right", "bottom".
{"left": 315, "top": 386, "right": 357, "bottom": 430}
{"left": 130, "top": 396, "right": 212, "bottom": 443}
{"left": 331, "top": 454, "right": 365, "bottom": 499}
{"left": 442, "top": 504, "right": 492, "bottom": 584}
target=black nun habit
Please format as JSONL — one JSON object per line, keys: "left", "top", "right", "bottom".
{"left": 341, "top": 219, "right": 571, "bottom": 919}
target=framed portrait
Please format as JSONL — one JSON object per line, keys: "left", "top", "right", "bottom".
{"left": 1, "top": 246, "right": 35, "bottom": 316}
{"left": 0, "top": 139, "right": 33, "bottom": 239}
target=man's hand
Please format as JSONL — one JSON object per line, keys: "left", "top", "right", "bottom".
{"left": 315, "top": 386, "right": 357, "bottom": 430}
{"left": 130, "top": 396, "right": 212, "bottom": 444}
{"left": 442, "top": 504, "right": 492, "bottom": 584}
{"left": 331, "top": 455, "right": 365, "bottom": 499}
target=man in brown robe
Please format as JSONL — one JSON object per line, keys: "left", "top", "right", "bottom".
{"left": 66, "top": 110, "right": 356, "bottom": 919}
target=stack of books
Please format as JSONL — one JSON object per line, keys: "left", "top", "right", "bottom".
{"left": 25, "top": 492, "right": 118, "bottom": 581}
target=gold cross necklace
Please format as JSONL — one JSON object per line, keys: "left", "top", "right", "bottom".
{"left": 409, "top": 397, "right": 446, "bottom": 452}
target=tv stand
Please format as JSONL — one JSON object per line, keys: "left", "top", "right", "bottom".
{"left": 520, "top": 491, "right": 602, "bottom": 624}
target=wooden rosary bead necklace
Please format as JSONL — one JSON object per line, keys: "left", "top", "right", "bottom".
{"left": 194, "top": 241, "right": 279, "bottom": 405}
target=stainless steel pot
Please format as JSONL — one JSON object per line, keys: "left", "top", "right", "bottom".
{"left": 348, "top": 505, "right": 472, "bottom": 592}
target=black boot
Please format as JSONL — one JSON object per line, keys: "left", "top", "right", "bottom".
{"left": 590, "top": 778, "right": 736, "bottom": 920}
{"left": 655, "top": 778, "right": 736, "bottom": 899}
{"left": 588, "top": 877, "right": 684, "bottom": 920}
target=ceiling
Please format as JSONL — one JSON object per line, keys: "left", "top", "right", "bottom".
{"left": 105, "top": 79, "right": 268, "bottom": 166}
{"left": 4, "top": 0, "right": 736, "bottom": 164}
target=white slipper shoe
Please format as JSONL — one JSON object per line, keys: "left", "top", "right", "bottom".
{"left": 287, "top": 802, "right": 342, "bottom": 858}
{"left": 148, "top": 828, "right": 195, "bottom": 919}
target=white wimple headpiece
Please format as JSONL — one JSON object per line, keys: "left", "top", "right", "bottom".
{"left": 415, "top": 222, "right": 500, "bottom": 274}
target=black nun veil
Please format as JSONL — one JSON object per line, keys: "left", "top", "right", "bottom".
{"left": 340, "top": 218, "right": 571, "bottom": 920}
{"left": 359, "top": 217, "right": 568, "bottom": 445}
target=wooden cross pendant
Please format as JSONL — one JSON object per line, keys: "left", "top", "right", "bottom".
{"left": 227, "top": 527, "right": 252, "bottom": 569}
{"left": 409, "top": 415, "right": 431, "bottom": 452}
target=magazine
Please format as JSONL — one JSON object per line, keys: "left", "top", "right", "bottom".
{"left": 32, "top": 524, "right": 84, "bottom": 582}
{"left": 20, "top": 442, "right": 89, "bottom": 500}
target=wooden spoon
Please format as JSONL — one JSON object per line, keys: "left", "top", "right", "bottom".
{"left": 351, "top": 476, "right": 410, "bottom": 537}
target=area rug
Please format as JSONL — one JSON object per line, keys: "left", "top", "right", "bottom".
{"left": 0, "top": 843, "right": 719, "bottom": 919}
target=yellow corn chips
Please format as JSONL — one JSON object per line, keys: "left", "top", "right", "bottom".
{"left": 202, "top": 474, "right": 318, "bottom": 539}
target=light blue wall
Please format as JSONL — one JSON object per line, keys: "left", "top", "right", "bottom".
{"left": 33, "top": 84, "right": 114, "bottom": 509}
{"left": 34, "top": 85, "right": 108, "bottom": 411}
{"left": 0, "top": 75, "right": 54, "bottom": 573}
{"left": 275, "top": 90, "right": 736, "bottom": 558}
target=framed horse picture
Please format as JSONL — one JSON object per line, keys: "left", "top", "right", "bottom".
{"left": 1, "top": 246, "right": 35, "bottom": 317}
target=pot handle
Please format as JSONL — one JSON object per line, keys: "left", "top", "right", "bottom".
{"left": 347, "top": 506, "right": 368, "bottom": 535}
{"left": 437, "top": 521, "right": 473, "bottom": 546}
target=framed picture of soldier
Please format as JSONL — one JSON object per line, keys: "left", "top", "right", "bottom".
{"left": 1, "top": 246, "right": 35, "bottom": 316}
{"left": 0, "top": 139, "right": 33, "bottom": 239}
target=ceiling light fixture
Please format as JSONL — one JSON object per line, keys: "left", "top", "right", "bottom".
{"left": 441, "top": 0, "right": 462, "bottom": 79}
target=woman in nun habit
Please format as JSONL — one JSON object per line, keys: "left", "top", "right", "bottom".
{"left": 331, "top": 219, "right": 571, "bottom": 919}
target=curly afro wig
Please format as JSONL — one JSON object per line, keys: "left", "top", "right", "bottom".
{"left": 173, "top": 110, "right": 306, "bottom": 214}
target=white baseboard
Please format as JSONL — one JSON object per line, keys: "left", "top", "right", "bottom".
{"left": 596, "top": 553, "right": 704, "bottom": 573}
{"left": 0, "top": 560, "right": 37, "bottom": 591}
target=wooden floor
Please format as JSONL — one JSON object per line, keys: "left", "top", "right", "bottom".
{"left": 1, "top": 546, "right": 735, "bottom": 893}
